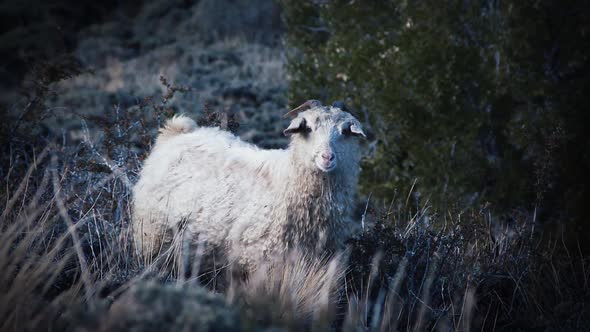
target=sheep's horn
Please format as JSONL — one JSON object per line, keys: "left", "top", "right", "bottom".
{"left": 283, "top": 100, "right": 322, "bottom": 118}
{"left": 332, "top": 100, "right": 349, "bottom": 112}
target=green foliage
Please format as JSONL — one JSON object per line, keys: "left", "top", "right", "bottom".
{"left": 281, "top": 0, "right": 590, "bottom": 224}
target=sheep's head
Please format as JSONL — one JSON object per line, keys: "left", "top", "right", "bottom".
{"left": 284, "top": 100, "right": 365, "bottom": 173}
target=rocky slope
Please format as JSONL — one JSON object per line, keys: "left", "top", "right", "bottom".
{"left": 22, "top": 0, "right": 289, "bottom": 148}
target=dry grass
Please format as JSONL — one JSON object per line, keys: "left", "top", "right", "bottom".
{"left": 1, "top": 62, "right": 589, "bottom": 331}
{"left": 2, "top": 148, "right": 590, "bottom": 331}
{"left": 2, "top": 144, "right": 588, "bottom": 331}
{"left": 234, "top": 250, "right": 345, "bottom": 330}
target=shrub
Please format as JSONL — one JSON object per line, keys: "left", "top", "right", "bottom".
{"left": 79, "top": 282, "right": 241, "bottom": 332}
{"left": 280, "top": 0, "right": 590, "bottom": 241}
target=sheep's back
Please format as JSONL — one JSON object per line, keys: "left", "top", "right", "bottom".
{"left": 132, "top": 127, "right": 287, "bottom": 259}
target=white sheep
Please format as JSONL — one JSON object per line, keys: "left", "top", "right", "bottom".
{"left": 132, "top": 100, "right": 366, "bottom": 268}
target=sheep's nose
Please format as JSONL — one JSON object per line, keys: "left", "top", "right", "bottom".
{"left": 321, "top": 152, "right": 335, "bottom": 161}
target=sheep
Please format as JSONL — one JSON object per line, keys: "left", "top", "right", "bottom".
{"left": 132, "top": 100, "right": 366, "bottom": 269}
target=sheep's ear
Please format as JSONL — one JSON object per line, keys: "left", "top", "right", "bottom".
{"left": 342, "top": 121, "right": 366, "bottom": 138}
{"left": 283, "top": 117, "right": 308, "bottom": 136}
{"left": 349, "top": 123, "right": 366, "bottom": 138}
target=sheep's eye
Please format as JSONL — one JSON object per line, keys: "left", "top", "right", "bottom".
{"left": 284, "top": 118, "right": 312, "bottom": 136}
{"left": 298, "top": 120, "right": 312, "bottom": 134}
{"left": 342, "top": 125, "right": 355, "bottom": 136}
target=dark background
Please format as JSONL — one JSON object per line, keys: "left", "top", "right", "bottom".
{"left": 2, "top": 0, "right": 590, "bottom": 251}
{"left": 3, "top": 1, "right": 589, "bottom": 240}
{"left": 2, "top": 1, "right": 590, "bottom": 330}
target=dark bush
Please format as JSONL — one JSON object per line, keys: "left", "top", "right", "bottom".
{"left": 281, "top": 0, "right": 590, "bottom": 247}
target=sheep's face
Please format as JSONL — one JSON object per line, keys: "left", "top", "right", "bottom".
{"left": 284, "top": 106, "right": 365, "bottom": 173}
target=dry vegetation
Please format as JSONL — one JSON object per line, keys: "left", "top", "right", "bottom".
{"left": 1, "top": 63, "right": 589, "bottom": 331}
{"left": 1, "top": 1, "right": 589, "bottom": 328}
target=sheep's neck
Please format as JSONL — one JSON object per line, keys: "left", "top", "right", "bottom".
{"left": 279, "top": 164, "right": 356, "bottom": 252}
